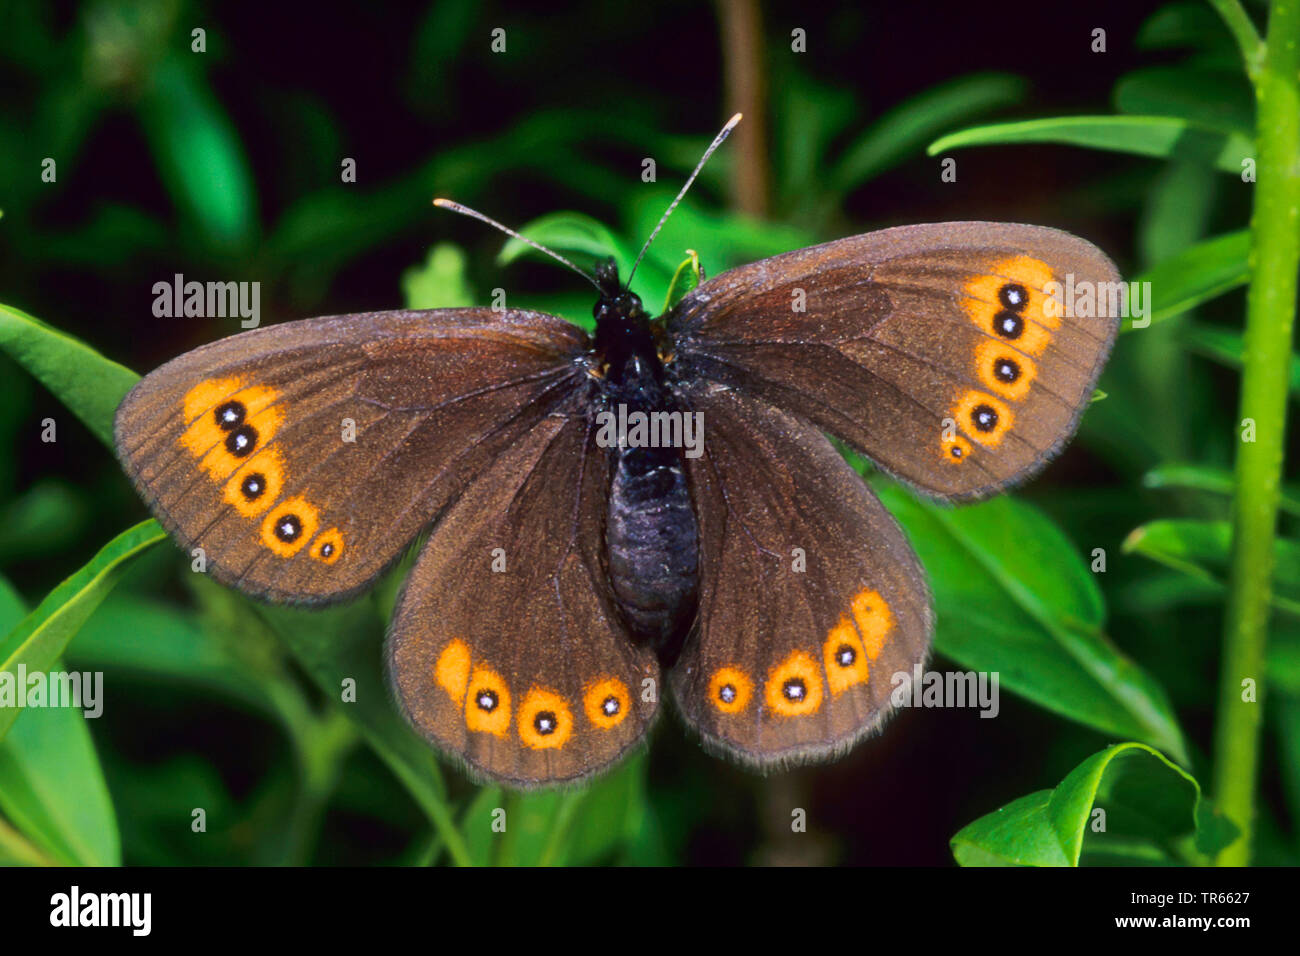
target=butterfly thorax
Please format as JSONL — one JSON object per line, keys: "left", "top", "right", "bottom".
{"left": 591, "top": 267, "right": 699, "bottom": 662}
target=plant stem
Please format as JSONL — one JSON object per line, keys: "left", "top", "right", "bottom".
{"left": 1207, "top": 0, "right": 1266, "bottom": 80}
{"left": 716, "top": 0, "right": 770, "bottom": 216}
{"left": 1212, "top": 0, "right": 1300, "bottom": 866}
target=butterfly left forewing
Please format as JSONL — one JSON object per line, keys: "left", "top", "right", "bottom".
{"left": 387, "top": 402, "right": 659, "bottom": 787}
{"left": 670, "top": 382, "right": 931, "bottom": 769}
{"left": 668, "top": 222, "right": 1120, "bottom": 500}
{"left": 115, "top": 309, "right": 586, "bottom": 604}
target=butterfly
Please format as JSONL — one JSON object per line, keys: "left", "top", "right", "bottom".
{"left": 114, "top": 116, "right": 1120, "bottom": 787}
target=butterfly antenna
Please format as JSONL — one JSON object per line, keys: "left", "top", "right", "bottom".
{"left": 625, "top": 112, "right": 743, "bottom": 289}
{"left": 432, "top": 198, "right": 603, "bottom": 293}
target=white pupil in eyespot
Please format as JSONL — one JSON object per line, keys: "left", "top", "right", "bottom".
{"left": 720, "top": 685, "right": 736, "bottom": 703}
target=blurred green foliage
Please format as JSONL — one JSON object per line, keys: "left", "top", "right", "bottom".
{"left": 0, "top": 0, "right": 1296, "bottom": 867}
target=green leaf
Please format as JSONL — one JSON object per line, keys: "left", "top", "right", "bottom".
{"left": 952, "top": 742, "right": 1237, "bottom": 866}
{"left": 928, "top": 115, "right": 1254, "bottom": 175}
{"left": 0, "top": 521, "right": 165, "bottom": 741}
{"left": 1143, "top": 463, "right": 1300, "bottom": 517}
{"left": 1123, "top": 519, "right": 1300, "bottom": 614}
{"left": 1127, "top": 230, "right": 1249, "bottom": 330}
{"left": 880, "top": 486, "right": 1188, "bottom": 762}
{"left": 832, "top": 72, "right": 1027, "bottom": 192}
{"left": 498, "top": 211, "right": 635, "bottom": 279}
{"left": 259, "top": 601, "right": 473, "bottom": 867}
{"left": 662, "top": 250, "right": 702, "bottom": 313}
{"left": 1183, "top": 323, "right": 1300, "bottom": 395}
{"left": 137, "top": 57, "right": 256, "bottom": 253}
{"left": 0, "top": 301, "right": 140, "bottom": 449}
{"left": 0, "top": 689, "right": 121, "bottom": 866}
{"left": 67, "top": 593, "right": 271, "bottom": 712}
{"left": 1114, "top": 66, "right": 1254, "bottom": 136}
{"left": 0, "top": 573, "right": 120, "bottom": 866}
{"left": 402, "top": 242, "right": 475, "bottom": 309}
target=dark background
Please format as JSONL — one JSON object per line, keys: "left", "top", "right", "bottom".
{"left": 0, "top": 0, "right": 1278, "bottom": 866}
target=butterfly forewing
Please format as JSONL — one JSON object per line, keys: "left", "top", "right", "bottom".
{"left": 668, "top": 222, "right": 1121, "bottom": 500}
{"left": 387, "top": 404, "right": 660, "bottom": 787}
{"left": 114, "top": 309, "right": 586, "bottom": 604}
{"left": 671, "top": 382, "right": 931, "bottom": 768}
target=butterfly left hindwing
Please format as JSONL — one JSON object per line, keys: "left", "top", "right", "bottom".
{"left": 670, "top": 382, "right": 932, "bottom": 768}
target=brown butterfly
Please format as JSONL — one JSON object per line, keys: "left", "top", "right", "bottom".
{"left": 114, "top": 117, "right": 1120, "bottom": 787}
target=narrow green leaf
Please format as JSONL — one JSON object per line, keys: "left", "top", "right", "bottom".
{"left": 0, "top": 574, "right": 119, "bottom": 866}
{"left": 952, "top": 742, "right": 1237, "bottom": 866}
{"left": 832, "top": 73, "right": 1027, "bottom": 191}
{"left": 0, "top": 521, "right": 165, "bottom": 741}
{"left": 498, "top": 211, "right": 635, "bottom": 278}
{"left": 137, "top": 57, "right": 256, "bottom": 253}
{"left": 1143, "top": 463, "right": 1300, "bottom": 517}
{"left": 1183, "top": 323, "right": 1300, "bottom": 395}
{"left": 0, "top": 302, "right": 139, "bottom": 449}
{"left": 880, "top": 486, "right": 1188, "bottom": 762}
{"left": 928, "top": 115, "right": 1254, "bottom": 175}
{"left": 1126, "top": 230, "right": 1249, "bottom": 330}
{"left": 0, "top": 693, "right": 121, "bottom": 866}
{"left": 1123, "top": 519, "right": 1300, "bottom": 615}
{"left": 260, "top": 602, "right": 473, "bottom": 867}
{"left": 1114, "top": 66, "right": 1254, "bottom": 136}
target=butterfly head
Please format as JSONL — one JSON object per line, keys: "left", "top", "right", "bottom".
{"left": 592, "top": 259, "right": 661, "bottom": 387}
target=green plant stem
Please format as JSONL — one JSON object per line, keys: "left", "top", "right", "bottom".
{"left": 1212, "top": 0, "right": 1300, "bottom": 866}
{"left": 1207, "top": 0, "right": 1266, "bottom": 80}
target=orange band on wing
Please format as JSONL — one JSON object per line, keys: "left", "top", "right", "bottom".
{"left": 465, "top": 665, "right": 511, "bottom": 737}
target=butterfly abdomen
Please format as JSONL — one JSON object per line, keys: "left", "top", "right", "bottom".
{"left": 605, "top": 443, "right": 699, "bottom": 661}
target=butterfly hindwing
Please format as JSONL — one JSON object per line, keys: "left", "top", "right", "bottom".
{"left": 387, "top": 402, "right": 660, "bottom": 787}
{"left": 114, "top": 309, "right": 586, "bottom": 603}
{"left": 670, "top": 382, "right": 931, "bottom": 769}
{"left": 668, "top": 222, "right": 1120, "bottom": 500}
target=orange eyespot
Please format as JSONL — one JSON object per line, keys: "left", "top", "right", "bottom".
{"left": 259, "top": 495, "right": 320, "bottom": 557}
{"left": 223, "top": 448, "right": 286, "bottom": 517}
{"left": 941, "top": 431, "right": 973, "bottom": 466}
{"left": 850, "top": 589, "right": 894, "bottom": 660}
{"left": 765, "top": 650, "right": 824, "bottom": 718}
{"left": 708, "top": 667, "right": 753, "bottom": 715}
{"left": 976, "top": 338, "right": 1036, "bottom": 402}
{"left": 584, "top": 677, "right": 631, "bottom": 730}
{"left": 309, "top": 528, "right": 345, "bottom": 564}
{"left": 465, "top": 665, "right": 511, "bottom": 737}
{"left": 823, "top": 617, "right": 870, "bottom": 695}
{"left": 953, "top": 390, "right": 1013, "bottom": 448}
{"left": 434, "top": 639, "right": 471, "bottom": 708}
{"left": 181, "top": 383, "right": 284, "bottom": 482}
{"left": 518, "top": 688, "right": 574, "bottom": 750}
{"left": 961, "top": 255, "right": 1057, "bottom": 356}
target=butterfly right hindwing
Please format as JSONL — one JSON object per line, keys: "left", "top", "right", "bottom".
{"left": 669, "top": 382, "right": 932, "bottom": 769}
